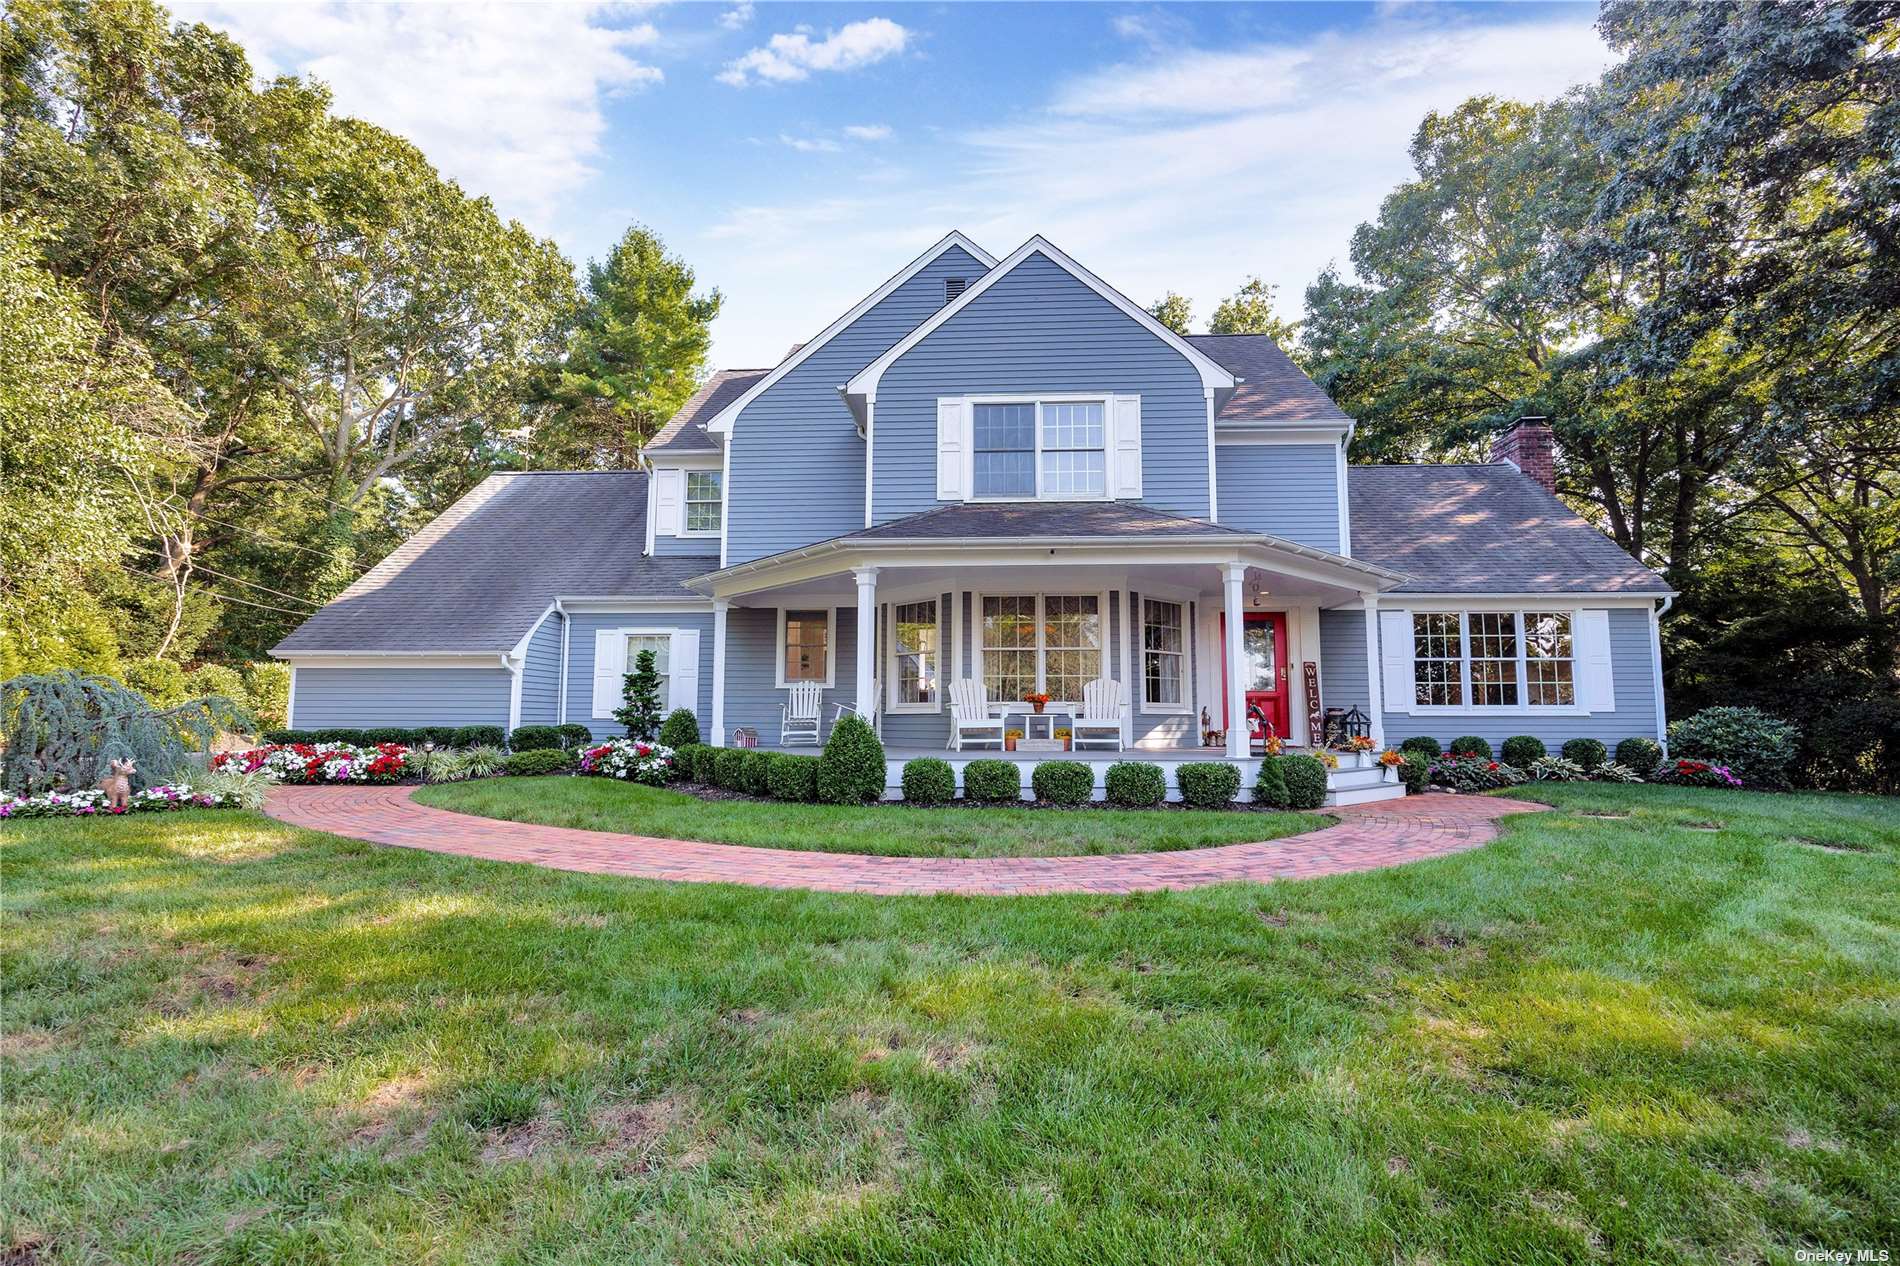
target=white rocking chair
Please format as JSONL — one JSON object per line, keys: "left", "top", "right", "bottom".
{"left": 832, "top": 678, "right": 880, "bottom": 733}
{"left": 947, "top": 678, "right": 1006, "bottom": 751}
{"left": 1071, "top": 677, "right": 1126, "bottom": 751}
{"left": 780, "top": 680, "right": 824, "bottom": 746}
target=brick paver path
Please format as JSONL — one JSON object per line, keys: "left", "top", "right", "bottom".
{"left": 263, "top": 785, "right": 1549, "bottom": 896}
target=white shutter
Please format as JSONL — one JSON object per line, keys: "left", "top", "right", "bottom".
{"left": 936, "top": 399, "right": 967, "bottom": 500}
{"left": 1576, "top": 609, "right": 1615, "bottom": 712}
{"left": 1379, "top": 609, "right": 1414, "bottom": 713}
{"left": 1111, "top": 395, "right": 1143, "bottom": 499}
{"left": 655, "top": 469, "right": 684, "bottom": 535}
{"left": 668, "top": 629, "right": 700, "bottom": 718}
{"left": 592, "top": 629, "right": 626, "bottom": 719}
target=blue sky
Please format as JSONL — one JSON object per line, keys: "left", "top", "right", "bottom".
{"left": 181, "top": 1, "right": 1611, "bottom": 368}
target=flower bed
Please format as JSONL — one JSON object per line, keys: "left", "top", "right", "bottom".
{"left": 213, "top": 742, "right": 410, "bottom": 785}
{"left": 1, "top": 784, "right": 239, "bottom": 819}
{"left": 1655, "top": 758, "right": 1743, "bottom": 789}
{"left": 577, "top": 738, "right": 675, "bottom": 786}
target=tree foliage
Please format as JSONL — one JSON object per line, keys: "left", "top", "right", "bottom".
{"left": 1, "top": 670, "right": 247, "bottom": 793}
{"left": 1208, "top": 276, "right": 1298, "bottom": 343}
{"left": 1146, "top": 291, "right": 1193, "bottom": 335}
{"left": 614, "top": 649, "right": 664, "bottom": 740}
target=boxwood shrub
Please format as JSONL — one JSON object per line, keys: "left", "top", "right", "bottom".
{"left": 658, "top": 708, "right": 701, "bottom": 749}
{"left": 1668, "top": 706, "right": 1802, "bottom": 789}
{"left": 1560, "top": 737, "right": 1607, "bottom": 770}
{"left": 555, "top": 723, "right": 594, "bottom": 750}
{"left": 713, "top": 748, "right": 749, "bottom": 791}
{"left": 1399, "top": 753, "right": 1429, "bottom": 795}
{"left": 690, "top": 744, "right": 720, "bottom": 785}
{"left": 766, "top": 752, "right": 819, "bottom": 802}
{"left": 1177, "top": 761, "right": 1241, "bottom": 809}
{"left": 312, "top": 728, "right": 368, "bottom": 745}
{"left": 1103, "top": 761, "right": 1166, "bottom": 808}
{"left": 1614, "top": 736, "right": 1663, "bottom": 774}
{"left": 901, "top": 758, "right": 956, "bottom": 805}
{"left": 417, "top": 726, "right": 461, "bottom": 748}
{"left": 1280, "top": 754, "right": 1328, "bottom": 810}
{"left": 508, "top": 725, "right": 563, "bottom": 751}
{"left": 740, "top": 750, "right": 774, "bottom": 796}
{"left": 671, "top": 743, "right": 705, "bottom": 781}
{"left": 1398, "top": 735, "right": 1441, "bottom": 758}
{"left": 1499, "top": 735, "right": 1547, "bottom": 768}
{"left": 1446, "top": 735, "right": 1493, "bottom": 759}
{"left": 961, "top": 759, "right": 1021, "bottom": 803}
{"left": 262, "top": 729, "right": 314, "bottom": 745}
{"left": 503, "top": 749, "right": 573, "bottom": 776}
{"left": 363, "top": 726, "right": 418, "bottom": 745}
{"left": 1031, "top": 760, "right": 1094, "bottom": 806}
{"left": 451, "top": 725, "right": 506, "bottom": 750}
{"left": 1254, "top": 756, "right": 1290, "bottom": 808}
{"left": 815, "top": 715, "right": 886, "bottom": 803}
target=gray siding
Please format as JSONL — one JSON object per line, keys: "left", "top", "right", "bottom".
{"left": 520, "top": 613, "right": 563, "bottom": 726}
{"left": 1215, "top": 443, "right": 1342, "bottom": 551}
{"left": 872, "top": 251, "right": 1213, "bottom": 522}
{"left": 877, "top": 591, "right": 955, "bottom": 749}
{"left": 292, "top": 667, "right": 512, "bottom": 728}
{"left": 562, "top": 610, "right": 715, "bottom": 740}
{"left": 1378, "top": 607, "right": 1662, "bottom": 750}
{"left": 724, "top": 606, "right": 858, "bottom": 743}
{"left": 1318, "top": 610, "right": 1371, "bottom": 717}
{"left": 726, "top": 246, "right": 989, "bottom": 565}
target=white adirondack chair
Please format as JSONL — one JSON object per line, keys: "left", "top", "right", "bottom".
{"left": 1071, "top": 678, "right": 1126, "bottom": 751}
{"left": 832, "top": 679, "right": 879, "bottom": 733}
{"left": 780, "top": 681, "right": 824, "bottom": 746}
{"left": 947, "top": 678, "right": 1006, "bottom": 751}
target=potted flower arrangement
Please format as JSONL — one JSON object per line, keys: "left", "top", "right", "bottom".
{"left": 1021, "top": 691, "right": 1052, "bottom": 714}
{"left": 1054, "top": 726, "right": 1073, "bottom": 751}
{"left": 1332, "top": 733, "right": 1377, "bottom": 768}
{"left": 1004, "top": 728, "right": 1025, "bottom": 752}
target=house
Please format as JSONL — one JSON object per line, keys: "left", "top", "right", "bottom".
{"left": 272, "top": 232, "right": 1673, "bottom": 804}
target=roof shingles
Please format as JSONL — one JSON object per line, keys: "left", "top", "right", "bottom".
{"left": 645, "top": 369, "right": 769, "bottom": 454}
{"left": 1187, "top": 333, "right": 1351, "bottom": 425}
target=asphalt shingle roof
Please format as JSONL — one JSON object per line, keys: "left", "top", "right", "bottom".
{"left": 1187, "top": 333, "right": 1352, "bottom": 425}
{"left": 645, "top": 369, "right": 769, "bottom": 454}
{"left": 843, "top": 501, "right": 1247, "bottom": 541}
{"left": 273, "top": 472, "right": 715, "bottom": 654}
{"left": 1348, "top": 464, "right": 1671, "bottom": 594}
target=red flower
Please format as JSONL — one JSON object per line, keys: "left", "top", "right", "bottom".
{"left": 1488, "top": 761, "right": 1499, "bottom": 771}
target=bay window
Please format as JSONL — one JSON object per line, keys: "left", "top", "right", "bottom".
{"left": 1142, "top": 598, "right": 1185, "bottom": 709}
{"left": 890, "top": 600, "right": 941, "bottom": 710}
{"left": 972, "top": 400, "right": 1108, "bottom": 499}
{"left": 1411, "top": 611, "right": 1576, "bottom": 709}
{"left": 979, "top": 594, "right": 1104, "bottom": 703}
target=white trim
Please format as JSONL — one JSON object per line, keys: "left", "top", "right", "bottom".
{"left": 864, "top": 398, "right": 876, "bottom": 526}
{"left": 285, "top": 665, "right": 297, "bottom": 729}
{"left": 273, "top": 653, "right": 512, "bottom": 669}
{"left": 554, "top": 596, "right": 716, "bottom": 613}
{"left": 705, "top": 231, "right": 997, "bottom": 437}
{"left": 507, "top": 656, "right": 524, "bottom": 733}
{"left": 1120, "top": 588, "right": 1136, "bottom": 746}
{"left": 1335, "top": 439, "right": 1353, "bottom": 557}
{"left": 594, "top": 626, "right": 686, "bottom": 721}
{"left": 1383, "top": 592, "right": 1673, "bottom": 607}
{"left": 1361, "top": 594, "right": 1384, "bottom": 749}
{"left": 970, "top": 589, "right": 1113, "bottom": 708}
{"left": 556, "top": 603, "right": 570, "bottom": 725}
{"left": 951, "top": 588, "right": 965, "bottom": 684}
{"left": 643, "top": 470, "right": 656, "bottom": 555}
{"left": 1221, "top": 564, "right": 1248, "bottom": 759}
{"left": 711, "top": 599, "right": 729, "bottom": 745}
{"left": 1650, "top": 596, "right": 1671, "bottom": 748}
{"left": 853, "top": 567, "right": 878, "bottom": 719}
{"left": 956, "top": 394, "right": 1118, "bottom": 502}
{"left": 509, "top": 603, "right": 559, "bottom": 663}
{"left": 1384, "top": 606, "right": 1599, "bottom": 717}
{"left": 679, "top": 469, "right": 723, "bottom": 538}
{"left": 719, "top": 429, "right": 732, "bottom": 567}
{"left": 1136, "top": 595, "right": 1192, "bottom": 715}
{"left": 1205, "top": 389, "right": 1219, "bottom": 522}
{"left": 884, "top": 595, "right": 945, "bottom": 714}
{"left": 848, "top": 235, "right": 1238, "bottom": 398}
{"left": 775, "top": 605, "right": 838, "bottom": 689}
{"left": 1214, "top": 423, "right": 1353, "bottom": 444}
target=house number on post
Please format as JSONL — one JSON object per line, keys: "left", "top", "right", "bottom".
{"left": 1303, "top": 662, "right": 1321, "bottom": 744}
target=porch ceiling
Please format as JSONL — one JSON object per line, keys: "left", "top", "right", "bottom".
{"left": 718, "top": 558, "right": 1374, "bottom": 608}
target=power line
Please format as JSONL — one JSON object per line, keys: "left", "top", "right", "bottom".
{"left": 120, "top": 566, "right": 318, "bottom": 618}
{"left": 175, "top": 507, "right": 343, "bottom": 564}
{"left": 130, "top": 547, "right": 320, "bottom": 610}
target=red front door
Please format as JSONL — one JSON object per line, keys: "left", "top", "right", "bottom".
{"left": 1221, "top": 611, "right": 1290, "bottom": 750}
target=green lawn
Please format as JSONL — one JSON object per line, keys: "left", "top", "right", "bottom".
{"left": 412, "top": 775, "right": 1332, "bottom": 858}
{"left": 3, "top": 784, "right": 1896, "bottom": 1264}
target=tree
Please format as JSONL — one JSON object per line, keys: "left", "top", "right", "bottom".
{"left": 535, "top": 225, "right": 722, "bottom": 467}
{"left": 1146, "top": 291, "right": 1193, "bottom": 335}
{"left": 1209, "top": 276, "right": 1297, "bottom": 344}
{"left": 0, "top": 670, "right": 247, "bottom": 793}
{"left": 614, "top": 649, "right": 663, "bottom": 739}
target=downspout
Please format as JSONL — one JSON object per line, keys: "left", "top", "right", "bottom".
{"left": 555, "top": 598, "right": 570, "bottom": 726}
{"left": 1651, "top": 594, "right": 1673, "bottom": 753}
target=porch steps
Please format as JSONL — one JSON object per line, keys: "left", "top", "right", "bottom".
{"left": 1324, "top": 765, "right": 1407, "bottom": 808}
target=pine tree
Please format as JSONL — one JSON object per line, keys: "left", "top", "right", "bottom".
{"left": 614, "top": 649, "right": 664, "bottom": 739}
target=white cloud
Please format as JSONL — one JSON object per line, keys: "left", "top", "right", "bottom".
{"left": 780, "top": 133, "right": 843, "bottom": 153}
{"left": 842, "top": 124, "right": 894, "bottom": 141}
{"left": 177, "top": 2, "right": 661, "bottom": 229}
{"left": 719, "top": 2, "right": 754, "bottom": 30}
{"left": 717, "top": 17, "right": 910, "bottom": 86}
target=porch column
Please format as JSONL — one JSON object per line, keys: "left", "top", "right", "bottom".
{"left": 1222, "top": 562, "right": 1248, "bottom": 760}
{"left": 1361, "top": 593, "right": 1386, "bottom": 750}
{"left": 711, "top": 598, "right": 729, "bottom": 746}
{"left": 854, "top": 567, "right": 879, "bottom": 722}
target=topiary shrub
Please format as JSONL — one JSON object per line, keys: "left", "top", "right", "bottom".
{"left": 1446, "top": 735, "right": 1493, "bottom": 760}
{"left": 961, "top": 759, "right": 1021, "bottom": 803}
{"left": 1668, "top": 707, "right": 1802, "bottom": 790}
{"left": 658, "top": 708, "right": 701, "bottom": 749}
{"left": 690, "top": 744, "right": 720, "bottom": 785}
{"left": 741, "top": 750, "right": 774, "bottom": 796}
{"left": 767, "top": 752, "right": 819, "bottom": 802}
{"left": 816, "top": 714, "right": 886, "bottom": 803}
{"left": 1500, "top": 736, "right": 1546, "bottom": 768}
{"left": 1398, "top": 735, "right": 1442, "bottom": 758}
{"left": 714, "top": 748, "right": 748, "bottom": 790}
{"left": 503, "top": 749, "right": 573, "bottom": 776}
{"left": 1176, "top": 762, "right": 1241, "bottom": 808}
{"left": 1399, "top": 753, "right": 1429, "bottom": 795}
{"left": 614, "top": 649, "right": 664, "bottom": 740}
{"left": 1614, "top": 736, "right": 1663, "bottom": 774}
{"left": 1031, "top": 760, "right": 1094, "bottom": 806}
{"left": 1280, "top": 754, "right": 1328, "bottom": 810}
{"left": 508, "top": 725, "right": 562, "bottom": 751}
{"left": 1103, "top": 761, "right": 1166, "bottom": 808}
{"left": 451, "top": 725, "right": 506, "bottom": 749}
{"left": 1254, "top": 756, "right": 1290, "bottom": 808}
{"left": 556, "top": 723, "right": 595, "bottom": 750}
{"left": 1560, "top": 737, "right": 1607, "bottom": 770}
{"left": 901, "top": 757, "right": 956, "bottom": 805}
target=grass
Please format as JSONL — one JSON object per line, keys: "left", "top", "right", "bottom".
{"left": 411, "top": 775, "right": 1333, "bottom": 858}
{"left": 1, "top": 783, "right": 1896, "bottom": 1263}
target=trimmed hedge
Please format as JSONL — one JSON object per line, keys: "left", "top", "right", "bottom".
{"left": 961, "top": 760, "right": 1021, "bottom": 803}
{"left": 741, "top": 750, "right": 774, "bottom": 796}
{"left": 690, "top": 744, "right": 720, "bottom": 785}
{"left": 1254, "top": 756, "right": 1290, "bottom": 808}
{"left": 452, "top": 725, "right": 507, "bottom": 750}
{"left": 1177, "top": 762, "right": 1241, "bottom": 808}
{"left": 503, "top": 749, "right": 573, "bottom": 776}
{"left": 262, "top": 729, "right": 313, "bottom": 745}
{"left": 671, "top": 743, "right": 705, "bottom": 781}
{"left": 312, "top": 728, "right": 367, "bottom": 745}
{"left": 1280, "top": 754, "right": 1328, "bottom": 810}
{"left": 901, "top": 758, "right": 956, "bottom": 806}
{"left": 1614, "top": 736, "right": 1663, "bottom": 774}
{"left": 1103, "top": 761, "right": 1166, "bottom": 808}
{"left": 1560, "top": 737, "right": 1607, "bottom": 770}
{"left": 713, "top": 748, "right": 749, "bottom": 791}
{"left": 1500, "top": 735, "right": 1547, "bottom": 768}
{"left": 417, "top": 726, "right": 461, "bottom": 748}
{"left": 362, "top": 726, "right": 414, "bottom": 745}
{"left": 1399, "top": 753, "right": 1429, "bottom": 795}
{"left": 508, "top": 725, "right": 563, "bottom": 751}
{"left": 658, "top": 708, "right": 701, "bottom": 749}
{"left": 1031, "top": 760, "right": 1094, "bottom": 807}
{"left": 1398, "top": 735, "right": 1442, "bottom": 758}
{"left": 816, "top": 714, "right": 886, "bottom": 803}
{"left": 1446, "top": 735, "right": 1493, "bottom": 759}
{"left": 767, "top": 752, "right": 819, "bottom": 802}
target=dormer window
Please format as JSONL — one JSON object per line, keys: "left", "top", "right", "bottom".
{"left": 972, "top": 399, "right": 1107, "bottom": 499}
{"left": 684, "top": 471, "right": 722, "bottom": 533}
{"left": 943, "top": 277, "right": 968, "bottom": 304}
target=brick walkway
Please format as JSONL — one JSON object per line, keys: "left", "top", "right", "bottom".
{"left": 262, "top": 785, "right": 1549, "bottom": 896}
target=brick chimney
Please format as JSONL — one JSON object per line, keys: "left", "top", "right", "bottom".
{"left": 1491, "top": 416, "right": 1556, "bottom": 492}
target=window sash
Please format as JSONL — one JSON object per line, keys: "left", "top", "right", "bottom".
{"left": 892, "top": 600, "right": 939, "bottom": 706}
{"left": 1142, "top": 598, "right": 1184, "bottom": 708}
{"left": 980, "top": 594, "right": 1103, "bottom": 703}
{"left": 1411, "top": 610, "right": 1580, "bottom": 709}
{"left": 783, "top": 610, "right": 829, "bottom": 683}
{"left": 970, "top": 399, "right": 1109, "bottom": 500}
{"left": 626, "top": 634, "right": 671, "bottom": 698}
{"left": 684, "top": 472, "right": 722, "bottom": 533}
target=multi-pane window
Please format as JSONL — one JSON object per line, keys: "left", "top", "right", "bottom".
{"left": 1142, "top": 599, "right": 1184, "bottom": 707}
{"left": 971, "top": 400, "right": 1109, "bottom": 499}
{"left": 1043, "top": 595, "right": 1101, "bottom": 701}
{"left": 626, "top": 634, "right": 671, "bottom": 701}
{"left": 980, "top": 594, "right": 1104, "bottom": 702}
{"left": 1523, "top": 613, "right": 1576, "bottom": 705}
{"left": 684, "top": 471, "right": 722, "bottom": 533}
{"left": 892, "top": 601, "right": 940, "bottom": 707}
{"left": 1411, "top": 611, "right": 1579, "bottom": 709}
{"left": 981, "top": 596, "right": 1037, "bottom": 701}
{"left": 783, "top": 611, "right": 829, "bottom": 683}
